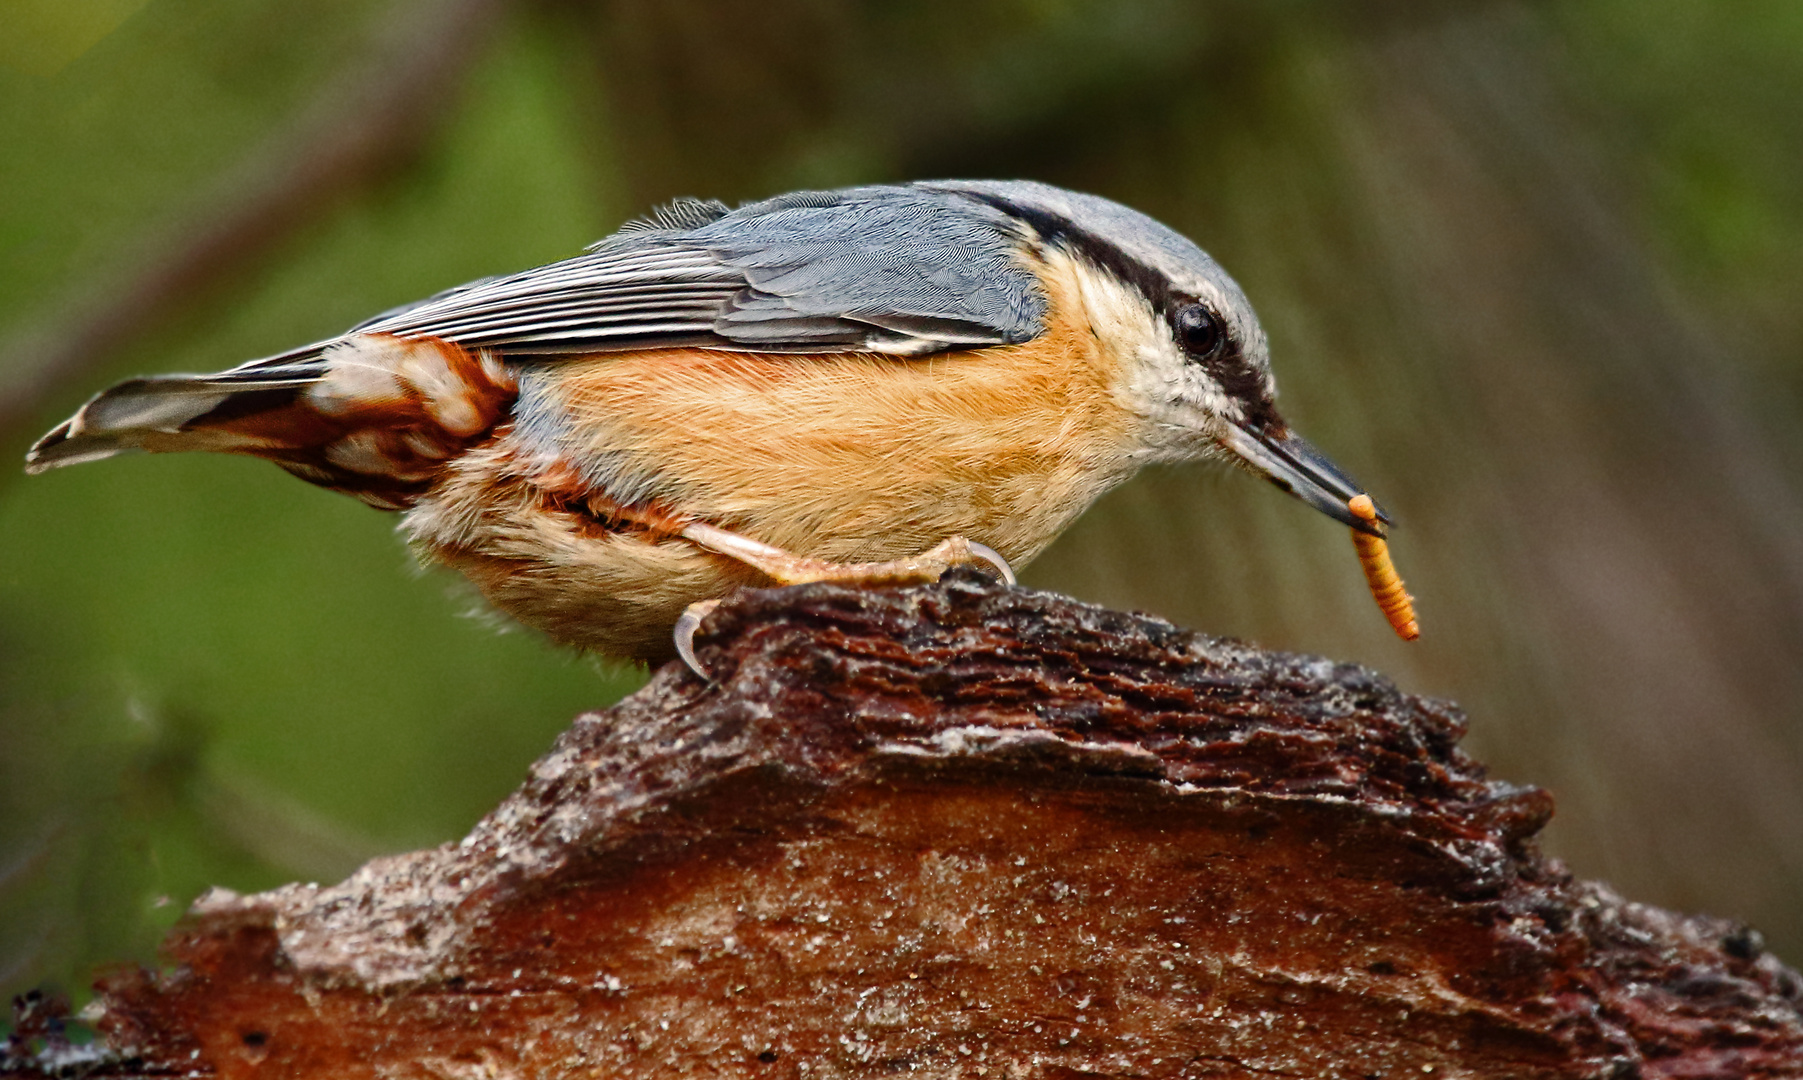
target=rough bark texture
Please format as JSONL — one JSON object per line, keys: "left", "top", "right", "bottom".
{"left": 6, "top": 574, "right": 1802, "bottom": 1078}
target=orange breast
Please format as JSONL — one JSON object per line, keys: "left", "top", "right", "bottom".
{"left": 527, "top": 268, "right": 1137, "bottom": 566}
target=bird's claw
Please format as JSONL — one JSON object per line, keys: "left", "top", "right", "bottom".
{"left": 674, "top": 598, "right": 722, "bottom": 682}
{"left": 961, "top": 540, "right": 1017, "bottom": 586}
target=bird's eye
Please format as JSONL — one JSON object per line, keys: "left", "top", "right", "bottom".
{"left": 1174, "top": 304, "right": 1225, "bottom": 358}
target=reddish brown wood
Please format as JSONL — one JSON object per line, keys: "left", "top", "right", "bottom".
{"left": 7, "top": 573, "right": 1802, "bottom": 1078}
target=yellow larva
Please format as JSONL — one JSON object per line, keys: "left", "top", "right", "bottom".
{"left": 1347, "top": 494, "right": 1419, "bottom": 641}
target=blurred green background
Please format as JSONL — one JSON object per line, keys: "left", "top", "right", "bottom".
{"left": 4, "top": 0, "right": 1802, "bottom": 1005}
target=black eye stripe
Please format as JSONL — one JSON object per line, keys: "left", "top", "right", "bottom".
{"left": 1207, "top": 352, "right": 1278, "bottom": 430}
{"left": 946, "top": 188, "right": 1282, "bottom": 430}
{"left": 947, "top": 190, "right": 1184, "bottom": 312}
{"left": 1206, "top": 350, "right": 1264, "bottom": 398}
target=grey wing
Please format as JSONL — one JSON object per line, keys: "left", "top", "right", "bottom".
{"left": 331, "top": 184, "right": 1050, "bottom": 361}
{"left": 343, "top": 275, "right": 506, "bottom": 333}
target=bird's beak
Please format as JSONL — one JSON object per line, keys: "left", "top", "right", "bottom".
{"left": 1219, "top": 423, "right": 1389, "bottom": 537}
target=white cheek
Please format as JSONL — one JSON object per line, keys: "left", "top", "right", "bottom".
{"left": 1054, "top": 248, "right": 1245, "bottom": 459}
{"left": 1056, "top": 254, "right": 1183, "bottom": 412}
{"left": 1119, "top": 338, "right": 1188, "bottom": 414}
{"left": 1112, "top": 334, "right": 1247, "bottom": 454}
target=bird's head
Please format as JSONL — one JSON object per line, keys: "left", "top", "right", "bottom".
{"left": 927, "top": 179, "right": 1388, "bottom": 537}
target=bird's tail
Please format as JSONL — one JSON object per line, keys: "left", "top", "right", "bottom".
{"left": 25, "top": 358, "right": 326, "bottom": 473}
{"left": 25, "top": 335, "right": 518, "bottom": 510}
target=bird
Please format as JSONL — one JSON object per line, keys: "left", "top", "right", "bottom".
{"left": 26, "top": 179, "right": 1394, "bottom": 672}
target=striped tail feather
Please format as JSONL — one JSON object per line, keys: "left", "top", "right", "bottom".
{"left": 25, "top": 335, "right": 518, "bottom": 511}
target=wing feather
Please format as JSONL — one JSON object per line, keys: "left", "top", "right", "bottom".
{"left": 346, "top": 184, "right": 1049, "bottom": 360}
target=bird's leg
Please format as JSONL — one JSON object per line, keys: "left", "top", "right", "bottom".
{"left": 671, "top": 521, "right": 1017, "bottom": 681}
{"left": 678, "top": 521, "right": 1016, "bottom": 588}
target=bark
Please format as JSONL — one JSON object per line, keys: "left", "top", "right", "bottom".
{"left": 6, "top": 574, "right": 1801, "bottom": 1078}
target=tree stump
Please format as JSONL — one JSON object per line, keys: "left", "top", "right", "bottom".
{"left": 6, "top": 573, "right": 1802, "bottom": 1078}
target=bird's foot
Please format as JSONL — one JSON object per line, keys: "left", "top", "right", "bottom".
{"left": 669, "top": 522, "right": 1017, "bottom": 681}
{"left": 677, "top": 522, "right": 1015, "bottom": 588}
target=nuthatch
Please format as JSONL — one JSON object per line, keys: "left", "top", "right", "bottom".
{"left": 27, "top": 180, "right": 1398, "bottom": 672}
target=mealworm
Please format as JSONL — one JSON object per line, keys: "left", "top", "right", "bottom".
{"left": 1348, "top": 494, "right": 1419, "bottom": 641}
